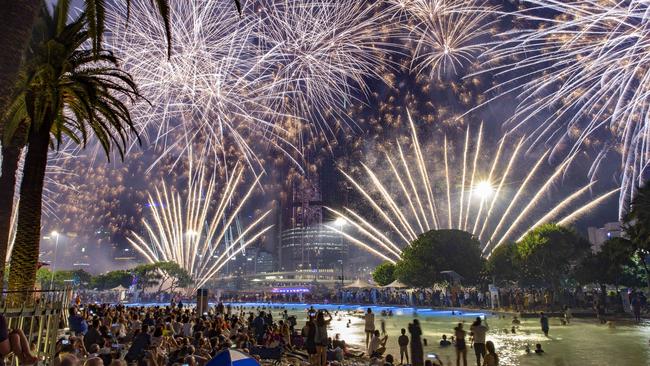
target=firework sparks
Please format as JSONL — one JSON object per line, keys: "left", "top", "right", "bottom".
{"left": 127, "top": 153, "right": 273, "bottom": 289}
{"left": 390, "top": 0, "right": 496, "bottom": 79}
{"left": 106, "top": 0, "right": 297, "bottom": 172}
{"left": 6, "top": 141, "right": 77, "bottom": 261}
{"left": 327, "top": 112, "right": 618, "bottom": 261}
{"left": 253, "top": 0, "right": 395, "bottom": 146}
{"left": 468, "top": 0, "right": 650, "bottom": 218}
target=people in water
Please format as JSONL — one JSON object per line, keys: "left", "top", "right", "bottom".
{"left": 439, "top": 334, "right": 451, "bottom": 347}
{"left": 534, "top": 343, "right": 544, "bottom": 354}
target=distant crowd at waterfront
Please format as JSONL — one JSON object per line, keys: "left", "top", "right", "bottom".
{"left": 212, "top": 286, "right": 647, "bottom": 317}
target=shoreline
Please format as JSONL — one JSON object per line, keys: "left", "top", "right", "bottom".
{"left": 125, "top": 300, "right": 646, "bottom": 321}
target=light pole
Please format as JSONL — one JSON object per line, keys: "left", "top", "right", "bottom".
{"left": 334, "top": 217, "right": 346, "bottom": 288}
{"left": 49, "top": 231, "right": 60, "bottom": 290}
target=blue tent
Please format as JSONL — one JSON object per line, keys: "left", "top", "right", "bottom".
{"left": 206, "top": 349, "right": 260, "bottom": 366}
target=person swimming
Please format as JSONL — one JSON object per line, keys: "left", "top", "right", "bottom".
{"left": 534, "top": 344, "right": 544, "bottom": 354}
{"left": 512, "top": 316, "right": 521, "bottom": 325}
{"left": 439, "top": 335, "right": 451, "bottom": 347}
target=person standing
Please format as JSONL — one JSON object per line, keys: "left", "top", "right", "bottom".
{"left": 364, "top": 308, "right": 376, "bottom": 348}
{"left": 454, "top": 323, "right": 468, "bottom": 366}
{"left": 314, "top": 310, "right": 332, "bottom": 366}
{"left": 302, "top": 315, "right": 318, "bottom": 366}
{"left": 470, "top": 317, "right": 488, "bottom": 366}
{"left": 563, "top": 306, "right": 572, "bottom": 324}
{"left": 408, "top": 319, "right": 424, "bottom": 366}
{"left": 398, "top": 328, "right": 409, "bottom": 365}
{"left": 631, "top": 294, "right": 642, "bottom": 323}
{"left": 539, "top": 312, "right": 549, "bottom": 337}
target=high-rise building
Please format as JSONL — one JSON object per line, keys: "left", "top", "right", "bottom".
{"left": 280, "top": 224, "right": 347, "bottom": 271}
{"left": 279, "top": 174, "right": 347, "bottom": 271}
{"left": 587, "top": 222, "right": 624, "bottom": 252}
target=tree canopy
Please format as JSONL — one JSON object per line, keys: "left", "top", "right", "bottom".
{"left": 624, "top": 182, "right": 650, "bottom": 289}
{"left": 132, "top": 262, "right": 192, "bottom": 294}
{"left": 515, "top": 224, "right": 590, "bottom": 288}
{"left": 485, "top": 242, "right": 518, "bottom": 285}
{"left": 372, "top": 262, "right": 395, "bottom": 286}
{"left": 394, "top": 229, "right": 483, "bottom": 288}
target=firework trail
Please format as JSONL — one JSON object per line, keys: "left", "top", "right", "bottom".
{"left": 5, "top": 141, "right": 78, "bottom": 261}
{"left": 389, "top": 0, "right": 496, "bottom": 79}
{"left": 467, "top": 0, "right": 650, "bottom": 218}
{"left": 327, "top": 112, "right": 618, "bottom": 261}
{"left": 127, "top": 152, "right": 273, "bottom": 289}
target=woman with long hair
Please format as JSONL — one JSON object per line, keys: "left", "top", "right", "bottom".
{"left": 408, "top": 319, "right": 424, "bottom": 366}
{"left": 315, "top": 310, "right": 332, "bottom": 366}
{"left": 483, "top": 341, "right": 498, "bottom": 366}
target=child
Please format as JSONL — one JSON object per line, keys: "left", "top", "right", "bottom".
{"left": 398, "top": 328, "right": 409, "bottom": 364}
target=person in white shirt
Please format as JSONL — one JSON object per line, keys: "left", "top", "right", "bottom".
{"left": 364, "top": 308, "right": 375, "bottom": 348}
{"left": 470, "top": 317, "right": 489, "bottom": 366}
{"left": 368, "top": 330, "right": 388, "bottom": 357}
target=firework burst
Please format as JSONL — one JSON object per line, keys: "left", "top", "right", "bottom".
{"left": 127, "top": 153, "right": 273, "bottom": 289}
{"left": 327, "top": 112, "right": 618, "bottom": 261}
{"left": 253, "top": 0, "right": 395, "bottom": 146}
{"left": 106, "top": 0, "right": 296, "bottom": 172}
{"left": 468, "top": 0, "right": 650, "bottom": 218}
{"left": 390, "top": 0, "right": 496, "bottom": 79}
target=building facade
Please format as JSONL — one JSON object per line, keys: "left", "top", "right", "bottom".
{"left": 587, "top": 222, "right": 624, "bottom": 252}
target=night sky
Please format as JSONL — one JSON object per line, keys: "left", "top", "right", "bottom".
{"left": 35, "top": 0, "right": 640, "bottom": 272}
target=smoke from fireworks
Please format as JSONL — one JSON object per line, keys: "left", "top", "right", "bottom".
{"left": 327, "top": 112, "right": 618, "bottom": 262}
{"left": 127, "top": 153, "right": 273, "bottom": 288}
{"left": 468, "top": 0, "right": 650, "bottom": 218}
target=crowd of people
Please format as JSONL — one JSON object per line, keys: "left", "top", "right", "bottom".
{"left": 215, "top": 286, "right": 648, "bottom": 317}
{"left": 58, "top": 303, "right": 371, "bottom": 366}
{"left": 42, "top": 300, "right": 573, "bottom": 366}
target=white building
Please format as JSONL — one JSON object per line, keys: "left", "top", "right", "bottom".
{"left": 587, "top": 222, "right": 624, "bottom": 252}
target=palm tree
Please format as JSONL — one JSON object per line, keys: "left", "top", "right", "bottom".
{"left": 0, "top": 0, "right": 242, "bottom": 284}
{"left": 3, "top": 1, "right": 142, "bottom": 300}
{"left": 625, "top": 183, "right": 650, "bottom": 290}
{"left": 0, "top": 0, "right": 163, "bottom": 287}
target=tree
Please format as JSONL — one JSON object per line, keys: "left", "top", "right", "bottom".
{"left": 35, "top": 268, "right": 91, "bottom": 289}
{"left": 132, "top": 262, "right": 192, "bottom": 295}
{"left": 89, "top": 270, "right": 133, "bottom": 291}
{"left": 484, "top": 242, "right": 518, "bottom": 285}
{"left": 575, "top": 238, "right": 638, "bottom": 288}
{"left": 4, "top": 2, "right": 141, "bottom": 299}
{"left": 624, "top": 182, "right": 650, "bottom": 289}
{"left": 515, "top": 223, "right": 590, "bottom": 288}
{"left": 394, "top": 229, "right": 483, "bottom": 288}
{"left": 372, "top": 262, "right": 395, "bottom": 286}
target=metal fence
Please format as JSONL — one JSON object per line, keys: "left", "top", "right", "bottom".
{"left": 1, "top": 289, "right": 72, "bottom": 365}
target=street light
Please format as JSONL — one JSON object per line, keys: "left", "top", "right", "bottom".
{"left": 50, "top": 231, "right": 60, "bottom": 290}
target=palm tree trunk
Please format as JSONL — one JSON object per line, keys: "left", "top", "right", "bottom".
{"left": 0, "top": 142, "right": 23, "bottom": 286}
{"left": 0, "top": 0, "right": 41, "bottom": 121}
{"left": 7, "top": 124, "right": 50, "bottom": 303}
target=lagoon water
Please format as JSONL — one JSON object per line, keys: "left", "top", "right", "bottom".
{"left": 230, "top": 302, "right": 650, "bottom": 366}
